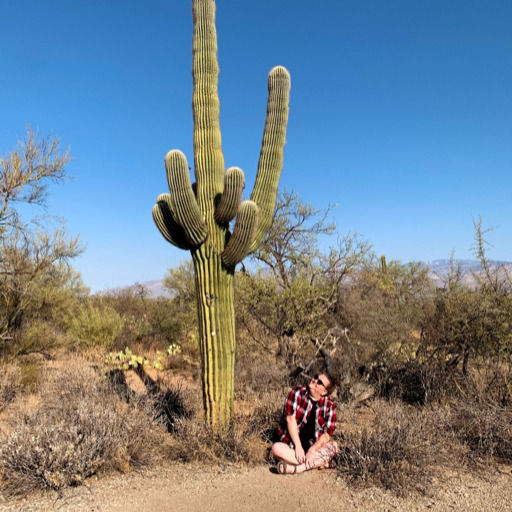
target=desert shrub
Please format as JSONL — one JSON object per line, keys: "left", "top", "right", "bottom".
{"left": 336, "top": 401, "right": 443, "bottom": 496}
{"left": 68, "top": 300, "right": 124, "bottom": 349}
{"left": 247, "top": 389, "right": 285, "bottom": 443}
{"left": 447, "top": 397, "right": 512, "bottom": 462}
{"left": 168, "top": 413, "right": 270, "bottom": 466}
{"left": 479, "top": 363, "right": 512, "bottom": 405}
{"left": 0, "top": 364, "right": 163, "bottom": 496}
{"left": 0, "top": 364, "right": 20, "bottom": 412}
{"left": 0, "top": 266, "right": 88, "bottom": 359}
{"left": 235, "top": 353, "right": 289, "bottom": 396}
{"left": 233, "top": 354, "right": 289, "bottom": 445}
{"left": 418, "top": 226, "right": 512, "bottom": 401}
{"left": 166, "top": 384, "right": 283, "bottom": 465}
{"left": 153, "top": 383, "right": 194, "bottom": 433}
{"left": 146, "top": 298, "right": 187, "bottom": 347}
{"left": 0, "top": 130, "right": 84, "bottom": 354}
{"left": 236, "top": 191, "right": 372, "bottom": 373}
{"left": 99, "top": 282, "right": 195, "bottom": 354}
{"left": 367, "top": 360, "right": 443, "bottom": 405}
{"left": 338, "top": 259, "right": 433, "bottom": 370}
{"left": 420, "top": 284, "right": 511, "bottom": 381}
{"left": 102, "top": 286, "right": 169, "bottom": 349}
{"left": 17, "top": 357, "right": 42, "bottom": 393}
{"left": 160, "top": 261, "right": 199, "bottom": 347}
{"left": 10, "top": 321, "right": 68, "bottom": 359}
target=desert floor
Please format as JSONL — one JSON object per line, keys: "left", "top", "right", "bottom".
{"left": 2, "top": 461, "right": 512, "bottom": 512}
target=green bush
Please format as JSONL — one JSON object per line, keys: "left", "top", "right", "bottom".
{"left": 1, "top": 266, "right": 89, "bottom": 358}
{"left": 10, "top": 322, "right": 66, "bottom": 358}
{"left": 100, "top": 285, "right": 189, "bottom": 351}
{"left": 68, "top": 301, "right": 124, "bottom": 349}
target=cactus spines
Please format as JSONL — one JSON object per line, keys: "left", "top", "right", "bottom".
{"left": 214, "top": 167, "right": 245, "bottom": 225}
{"left": 221, "top": 200, "right": 259, "bottom": 268}
{"left": 153, "top": 0, "right": 290, "bottom": 431}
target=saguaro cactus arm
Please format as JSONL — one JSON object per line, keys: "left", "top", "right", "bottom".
{"left": 249, "top": 66, "right": 291, "bottom": 252}
{"left": 152, "top": 194, "right": 194, "bottom": 250}
{"left": 214, "top": 167, "right": 245, "bottom": 225}
{"left": 165, "top": 150, "right": 208, "bottom": 246}
{"left": 221, "top": 200, "right": 259, "bottom": 268}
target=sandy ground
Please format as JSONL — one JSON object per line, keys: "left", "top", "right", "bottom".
{"left": 1, "top": 462, "right": 512, "bottom": 512}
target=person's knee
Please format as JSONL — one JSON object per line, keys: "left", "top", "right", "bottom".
{"left": 272, "top": 442, "right": 288, "bottom": 459}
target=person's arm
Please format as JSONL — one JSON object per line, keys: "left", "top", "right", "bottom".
{"left": 309, "top": 431, "right": 331, "bottom": 451}
{"left": 286, "top": 414, "right": 305, "bottom": 464}
{"left": 304, "top": 432, "right": 331, "bottom": 468}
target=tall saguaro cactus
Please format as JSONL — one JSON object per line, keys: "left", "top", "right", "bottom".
{"left": 153, "top": 0, "right": 290, "bottom": 431}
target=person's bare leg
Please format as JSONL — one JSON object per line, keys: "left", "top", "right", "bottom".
{"left": 271, "top": 442, "right": 300, "bottom": 464}
{"left": 313, "top": 441, "right": 340, "bottom": 470}
{"left": 272, "top": 441, "right": 339, "bottom": 474}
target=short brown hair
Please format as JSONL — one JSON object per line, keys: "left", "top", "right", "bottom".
{"left": 323, "top": 371, "right": 338, "bottom": 395}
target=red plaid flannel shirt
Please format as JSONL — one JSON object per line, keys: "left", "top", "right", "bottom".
{"left": 277, "top": 385, "right": 336, "bottom": 447}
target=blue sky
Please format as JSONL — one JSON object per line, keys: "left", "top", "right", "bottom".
{"left": 1, "top": 0, "right": 511, "bottom": 291}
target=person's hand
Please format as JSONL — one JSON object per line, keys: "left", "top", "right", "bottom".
{"left": 305, "top": 449, "right": 316, "bottom": 470}
{"left": 294, "top": 445, "right": 305, "bottom": 464}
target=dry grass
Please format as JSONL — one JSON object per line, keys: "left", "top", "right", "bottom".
{"left": 166, "top": 387, "right": 283, "bottom": 466}
{"left": 17, "top": 358, "right": 42, "bottom": 394}
{"left": 167, "top": 414, "right": 269, "bottom": 465}
{"left": 336, "top": 400, "right": 447, "bottom": 496}
{"left": 0, "top": 362, "right": 165, "bottom": 497}
{"left": 4, "top": 344, "right": 512, "bottom": 501}
{"left": 0, "top": 364, "right": 20, "bottom": 413}
{"left": 447, "top": 397, "right": 512, "bottom": 462}
{"left": 156, "top": 350, "right": 286, "bottom": 467}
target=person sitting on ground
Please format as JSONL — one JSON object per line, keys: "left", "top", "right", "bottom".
{"left": 272, "top": 372, "right": 339, "bottom": 475}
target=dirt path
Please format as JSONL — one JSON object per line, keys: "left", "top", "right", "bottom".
{"left": 2, "top": 463, "right": 512, "bottom": 512}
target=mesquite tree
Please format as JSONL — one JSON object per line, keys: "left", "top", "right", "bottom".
{"left": 152, "top": 0, "right": 290, "bottom": 431}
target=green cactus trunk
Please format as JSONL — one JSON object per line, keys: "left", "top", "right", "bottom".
{"left": 153, "top": 0, "right": 290, "bottom": 431}
{"left": 192, "top": 247, "right": 235, "bottom": 428}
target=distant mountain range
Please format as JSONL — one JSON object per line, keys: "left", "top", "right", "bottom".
{"left": 139, "top": 280, "right": 172, "bottom": 299}
{"left": 424, "top": 259, "right": 511, "bottom": 287}
{"left": 115, "top": 259, "right": 511, "bottom": 298}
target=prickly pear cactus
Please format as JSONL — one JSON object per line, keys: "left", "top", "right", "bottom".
{"left": 153, "top": 0, "right": 290, "bottom": 431}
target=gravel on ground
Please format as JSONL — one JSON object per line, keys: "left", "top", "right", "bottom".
{"left": 1, "top": 462, "right": 511, "bottom": 512}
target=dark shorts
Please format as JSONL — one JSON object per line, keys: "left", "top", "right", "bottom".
{"left": 272, "top": 431, "right": 314, "bottom": 453}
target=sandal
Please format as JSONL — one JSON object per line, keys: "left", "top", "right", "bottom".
{"left": 277, "top": 461, "right": 298, "bottom": 475}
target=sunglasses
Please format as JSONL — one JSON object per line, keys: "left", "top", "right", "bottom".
{"left": 313, "top": 374, "right": 327, "bottom": 389}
